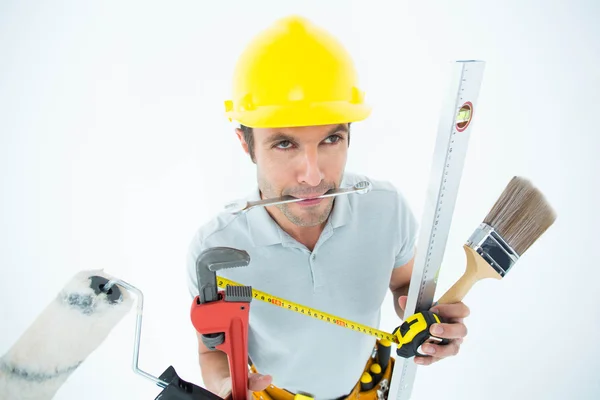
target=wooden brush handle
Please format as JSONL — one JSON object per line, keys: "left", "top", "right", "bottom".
{"left": 437, "top": 244, "right": 503, "bottom": 305}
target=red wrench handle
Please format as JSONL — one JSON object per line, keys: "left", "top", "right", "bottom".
{"left": 191, "top": 292, "right": 250, "bottom": 400}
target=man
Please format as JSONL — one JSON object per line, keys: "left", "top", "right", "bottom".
{"left": 186, "top": 15, "right": 469, "bottom": 400}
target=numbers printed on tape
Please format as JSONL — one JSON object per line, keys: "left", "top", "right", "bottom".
{"left": 217, "top": 277, "right": 398, "bottom": 343}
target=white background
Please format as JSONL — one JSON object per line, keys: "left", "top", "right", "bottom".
{"left": 1, "top": 1, "right": 599, "bottom": 399}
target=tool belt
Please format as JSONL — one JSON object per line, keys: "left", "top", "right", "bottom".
{"left": 250, "top": 339, "right": 394, "bottom": 400}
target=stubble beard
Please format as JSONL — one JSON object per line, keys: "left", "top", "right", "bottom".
{"left": 258, "top": 177, "right": 339, "bottom": 227}
{"left": 277, "top": 197, "right": 335, "bottom": 227}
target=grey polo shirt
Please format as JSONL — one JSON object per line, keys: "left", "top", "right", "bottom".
{"left": 186, "top": 172, "right": 418, "bottom": 399}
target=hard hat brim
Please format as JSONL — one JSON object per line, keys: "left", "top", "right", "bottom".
{"left": 226, "top": 101, "right": 372, "bottom": 128}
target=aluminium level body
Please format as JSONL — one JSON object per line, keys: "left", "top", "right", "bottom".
{"left": 388, "top": 60, "right": 486, "bottom": 400}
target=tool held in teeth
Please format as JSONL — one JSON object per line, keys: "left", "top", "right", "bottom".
{"left": 224, "top": 181, "right": 372, "bottom": 214}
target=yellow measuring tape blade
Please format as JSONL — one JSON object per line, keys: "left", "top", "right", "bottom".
{"left": 217, "top": 276, "right": 398, "bottom": 344}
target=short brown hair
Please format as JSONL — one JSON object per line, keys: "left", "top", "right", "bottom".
{"left": 240, "top": 125, "right": 256, "bottom": 162}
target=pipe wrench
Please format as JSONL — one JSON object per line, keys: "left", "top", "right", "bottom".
{"left": 190, "top": 247, "right": 254, "bottom": 400}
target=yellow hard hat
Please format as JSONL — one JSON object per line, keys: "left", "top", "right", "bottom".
{"left": 224, "top": 15, "right": 371, "bottom": 128}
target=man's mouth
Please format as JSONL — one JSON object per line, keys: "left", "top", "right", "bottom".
{"left": 284, "top": 185, "right": 335, "bottom": 206}
{"left": 296, "top": 197, "right": 324, "bottom": 206}
{"left": 295, "top": 193, "right": 324, "bottom": 200}
{"left": 289, "top": 191, "right": 331, "bottom": 206}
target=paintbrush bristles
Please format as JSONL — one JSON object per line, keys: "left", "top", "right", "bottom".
{"left": 483, "top": 176, "right": 557, "bottom": 256}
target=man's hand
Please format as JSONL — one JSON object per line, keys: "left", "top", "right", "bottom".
{"left": 217, "top": 372, "right": 272, "bottom": 400}
{"left": 398, "top": 296, "right": 469, "bottom": 366}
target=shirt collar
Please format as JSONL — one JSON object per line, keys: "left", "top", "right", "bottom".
{"left": 245, "top": 188, "right": 283, "bottom": 247}
{"left": 329, "top": 189, "right": 352, "bottom": 229}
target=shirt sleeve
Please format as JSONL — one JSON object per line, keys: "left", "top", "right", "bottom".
{"left": 393, "top": 189, "right": 419, "bottom": 268}
{"left": 186, "top": 230, "right": 204, "bottom": 299}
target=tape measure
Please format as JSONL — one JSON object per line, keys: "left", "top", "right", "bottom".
{"left": 217, "top": 276, "right": 397, "bottom": 343}
{"left": 217, "top": 276, "right": 447, "bottom": 358}
{"left": 392, "top": 310, "right": 449, "bottom": 358}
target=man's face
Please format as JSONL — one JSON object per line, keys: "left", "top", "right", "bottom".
{"left": 240, "top": 123, "right": 349, "bottom": 227}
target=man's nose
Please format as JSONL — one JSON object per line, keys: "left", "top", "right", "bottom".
{"left": 297, "top": 146, "right": 324, "bottom": 187}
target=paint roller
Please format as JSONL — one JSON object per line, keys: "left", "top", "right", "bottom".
{"left": 0, "top": 270, "right": 221, "bottom": 400}
{"left": 0, "top": 270, "right": 133, "bottom": 399}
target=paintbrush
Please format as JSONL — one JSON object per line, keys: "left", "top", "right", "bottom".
{"left": 437, "top": 176, "right": 557, "bottom": 304}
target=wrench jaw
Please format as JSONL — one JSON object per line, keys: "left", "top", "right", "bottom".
{"left": 196, "top": 247, "right": 251, "bottom": 304}
{"left": 195, "top": 247, "right": 251, "bottom": 349}
{"left": 354, "top": 181, "right": 372, "bottom": 194}
{"left": 224, "top": 199, "right": 248, "bottom": 215}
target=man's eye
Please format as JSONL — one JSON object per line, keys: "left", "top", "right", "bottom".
{"left": 275, "top": 140, "right": 293, "bottom": 149}
{"left": 324, "top": 135, "right": 342, "bottom": 144}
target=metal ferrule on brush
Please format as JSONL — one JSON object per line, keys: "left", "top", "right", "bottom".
{"left": 466, "top": 223, "right": 520, "bottom": 277}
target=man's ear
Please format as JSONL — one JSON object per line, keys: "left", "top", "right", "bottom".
{"left": 235, "top": 128, "right": 250, "bottom": 156}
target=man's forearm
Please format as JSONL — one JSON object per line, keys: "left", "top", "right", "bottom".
{"left": 392, "top": 284, "right": 410, "bottom": 320}
{"left": 199, "top": 350, "right": 231, "bottom": 396}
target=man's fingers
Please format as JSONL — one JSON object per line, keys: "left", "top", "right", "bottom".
{"left": 398, "top": 295, "right": 407, "bottom": 311}
{"left": 430, "top": 302, "right": 470, "bottom": 320}
{"left": 414, "top": 356, "right": 438, "bottom": 366}
{"left": 429, "top": 322, "right": 468, "bottom": 339}
{"left": 419, "top": 340, "right": 461, "bottom": 358}
{"left": 248, "top": 373, "right": 273, "bottom": 392}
